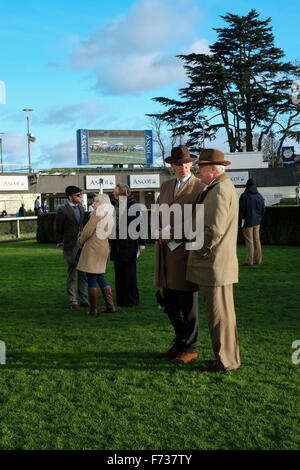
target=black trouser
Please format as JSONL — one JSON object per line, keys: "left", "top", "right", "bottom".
{"left": 114, "top": 260, "right": 139, "bottom": 307}
{"left": 163, "top": 288, "right": 199, "bottom": 353}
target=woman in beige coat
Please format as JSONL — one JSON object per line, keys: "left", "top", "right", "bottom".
{"left": 77, "top": 194, "right": 115, "bottom": 315}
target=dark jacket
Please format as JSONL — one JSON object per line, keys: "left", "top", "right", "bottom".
{"left": 239, "top": 184, "right": 265, "bottom": 228}
{"left": 18, "top": 206, "right": 26, "bottom": 217}
{"left": 55, "top": 202, "right": 85, "bottom": 252}
{"left": 110, "top": 195, "right": 146, "bottom": 263}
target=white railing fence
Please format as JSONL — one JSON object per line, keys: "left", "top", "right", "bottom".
{"left": 0, "top": 216, "right": 37, "bottom": 238}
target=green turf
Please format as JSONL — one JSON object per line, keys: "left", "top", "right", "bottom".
{"left": 0, "top": 241, "right": 299, "bottom": 450}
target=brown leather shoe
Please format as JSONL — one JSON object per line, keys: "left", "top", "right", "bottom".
{"left": 201, "top": 361, "right": 225, "bottom": 373}
{"left": 157, "top": 347, "right": 179, "bottom": 359}
{"left": 69, "top": 303, "right": 80, "bottom": 311}
{"left": 171, "top": 352, "right": 198, "bottom": 364}
{"left": 87, "top": 310, "right": 99, "bottom": 316}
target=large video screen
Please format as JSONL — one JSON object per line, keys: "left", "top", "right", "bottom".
{"left": 77, "top": 129, "right": 153, "bottom": 165}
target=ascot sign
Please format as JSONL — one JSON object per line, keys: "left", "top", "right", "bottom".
{"left": 228, "top": 172, "right": 249, "bottom": 186}
{"left": 85, "top": 175, "right": 116, "bottom": 190}
{"left": 129, "top": 174, "right": 160, "bottom": 189}
{"left": 0, "top": 175, "right": 28, "bottom": 191}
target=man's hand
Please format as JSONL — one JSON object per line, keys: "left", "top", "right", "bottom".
{"left": 156, "top": 227, "right": 174, "bottom": 244}
{"left": 139, "top": 245, "right": 146, "bottom": 253}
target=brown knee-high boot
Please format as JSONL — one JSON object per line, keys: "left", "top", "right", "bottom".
{"left": 101, "top": 285, "right": 116, "bottom": 313}
{"left": 87, "top": 287, "right": 99, "bottom": 315}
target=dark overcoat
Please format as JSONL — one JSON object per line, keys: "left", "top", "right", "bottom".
{"left": 110, "top": 195, "right": 146, "bottom": 262}
{"left": 55, "top": 202, "right": 85, "bottom": 252}
{"left": 239, "top": 184, "right": 265, "bottom": 228}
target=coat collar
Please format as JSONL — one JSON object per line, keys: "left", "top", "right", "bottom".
{"left": 172, "top": 173, "right": 196, "bottom": 202}
{"left": 207, "top": 172, "right": 229, "bottom": 189}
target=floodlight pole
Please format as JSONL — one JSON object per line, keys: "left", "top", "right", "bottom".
{"left": 0, "top": 133, "right": 4, "bottom": 173}
{"left": 22, "top": 109, "right": 33, "bottom": 173}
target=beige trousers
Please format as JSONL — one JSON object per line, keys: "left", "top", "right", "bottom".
{"left": 199, "top": 285, "right": 241, "bottom": 370}
{"left": 242, "top": 225, "right": 262, "bottom": 265}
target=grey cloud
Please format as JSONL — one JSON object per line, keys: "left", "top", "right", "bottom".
{"left": 38, "top": 139, "right": 77, "bottom": 168}
{"left": 40, "top": 100, "right": 105, "bottom": 126}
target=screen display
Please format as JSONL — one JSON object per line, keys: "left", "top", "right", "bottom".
{"left": 77, "top": 129, "right": 153, "bottom": 165}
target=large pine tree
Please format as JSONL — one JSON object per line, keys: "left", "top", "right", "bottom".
{"left": 148, "top": 10, "right": 298, "bottom": 153}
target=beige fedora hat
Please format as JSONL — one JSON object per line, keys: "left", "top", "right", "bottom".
{"left": 197, "top": 148, "right": 231, "bottom": 166}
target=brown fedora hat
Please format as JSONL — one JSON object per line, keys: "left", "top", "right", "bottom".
{"left": 197, "top": 148, "right": 231, "bottom": 166}
{"left": 165, "top": 145, "right": 197, "bottom": 164}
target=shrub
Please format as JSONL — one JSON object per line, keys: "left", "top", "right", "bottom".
{"left": 37, "top": 207, "right": 300, "bottom": 246}
{"left": 238, "top": 206, "right": 300, "bottom": 245}
{"left": 279, "top": 197, "right": 297, "bottom": 205}
{"left": 36, "top": 213, "right": 57, "bottom": 243}
{"left": 37, "top": 212, "right": 90, "bottom": 243}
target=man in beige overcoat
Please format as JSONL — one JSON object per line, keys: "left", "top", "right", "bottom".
{"left": 154, "top": 146, "right": 204, "bottom": 364}
{"left": 186, "top": 149, "right": 241, "bottom": 372}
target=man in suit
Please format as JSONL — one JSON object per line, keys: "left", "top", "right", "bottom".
{"left": 55, "top": 185, "right": 89, "bottom": 311}
{"left": 154, "top": 145, "right": 204, "bottom": 364}
{"left": 187, "top": 149, "right": 241, "bottom": 372}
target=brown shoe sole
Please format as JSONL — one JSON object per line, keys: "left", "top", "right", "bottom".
{"left": 171, "top": 353, "right": 198, "bottom": 364}
{"left": 157, "top": 349, "right": 178, "bottom": 359}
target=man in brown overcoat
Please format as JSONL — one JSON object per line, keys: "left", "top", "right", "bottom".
{"left": 187, "top": 149, "right": 241, "bottom": 372}
{"left": 154, "top": 146, "right": 204, "bottom": 364}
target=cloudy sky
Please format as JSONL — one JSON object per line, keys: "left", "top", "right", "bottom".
{"left": 0, "top": 0, "right": 299, "bottom": 169}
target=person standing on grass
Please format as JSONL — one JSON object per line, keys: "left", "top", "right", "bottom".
{"left": 187, "top": 149, "right": 241, "bottom": 373}
{"left": 77, "top": 194, "right": 116, "bottom": 315}
{"left": 154, "top": 146, "right": 204, "bottom": 365}
{"left": 110, "top": 184, "right": 146, "bottom": 307}
{"left": 55, "top": 186, "right": 89, "bottom": 311}
{"left": 239, "top": 178, "right": 265, "bottom": 266}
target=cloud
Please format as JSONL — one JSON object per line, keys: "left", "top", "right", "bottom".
{"left": 40, "top": 99, "right": 105, "bottom": 127}
{"left": 66, "top": 0, "right": 209, "bottom": 94}
{"left": 180, "top": 38, "right": 211, "bottom": 55}
{"left": 1, "top": 133, "right": 27, "bottom": 167}
{"left": 38, "top": 139, "right": 77, "bottom": 168}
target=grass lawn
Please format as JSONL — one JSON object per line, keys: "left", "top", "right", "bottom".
{"left": 0, "top": 241, "right": 299, "bottom": 450}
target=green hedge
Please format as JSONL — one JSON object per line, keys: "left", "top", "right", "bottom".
{"left": 238, "top": 206, "right": 300, "bottom": 245}
{"left": 36, "top": 213, "right": 58, "bottom": 243}
{"left": 37, "top": 207, "right": 300, "bottom": 246}
{"left": 37, "top": 212, "right": 90, "bottom": 243}
{"left": 279, "top": 197, "right": 297, "bottom": 205}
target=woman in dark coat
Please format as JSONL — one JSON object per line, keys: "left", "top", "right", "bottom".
{"left": 110, "top": 184, "right": 146, "bottom": 307}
